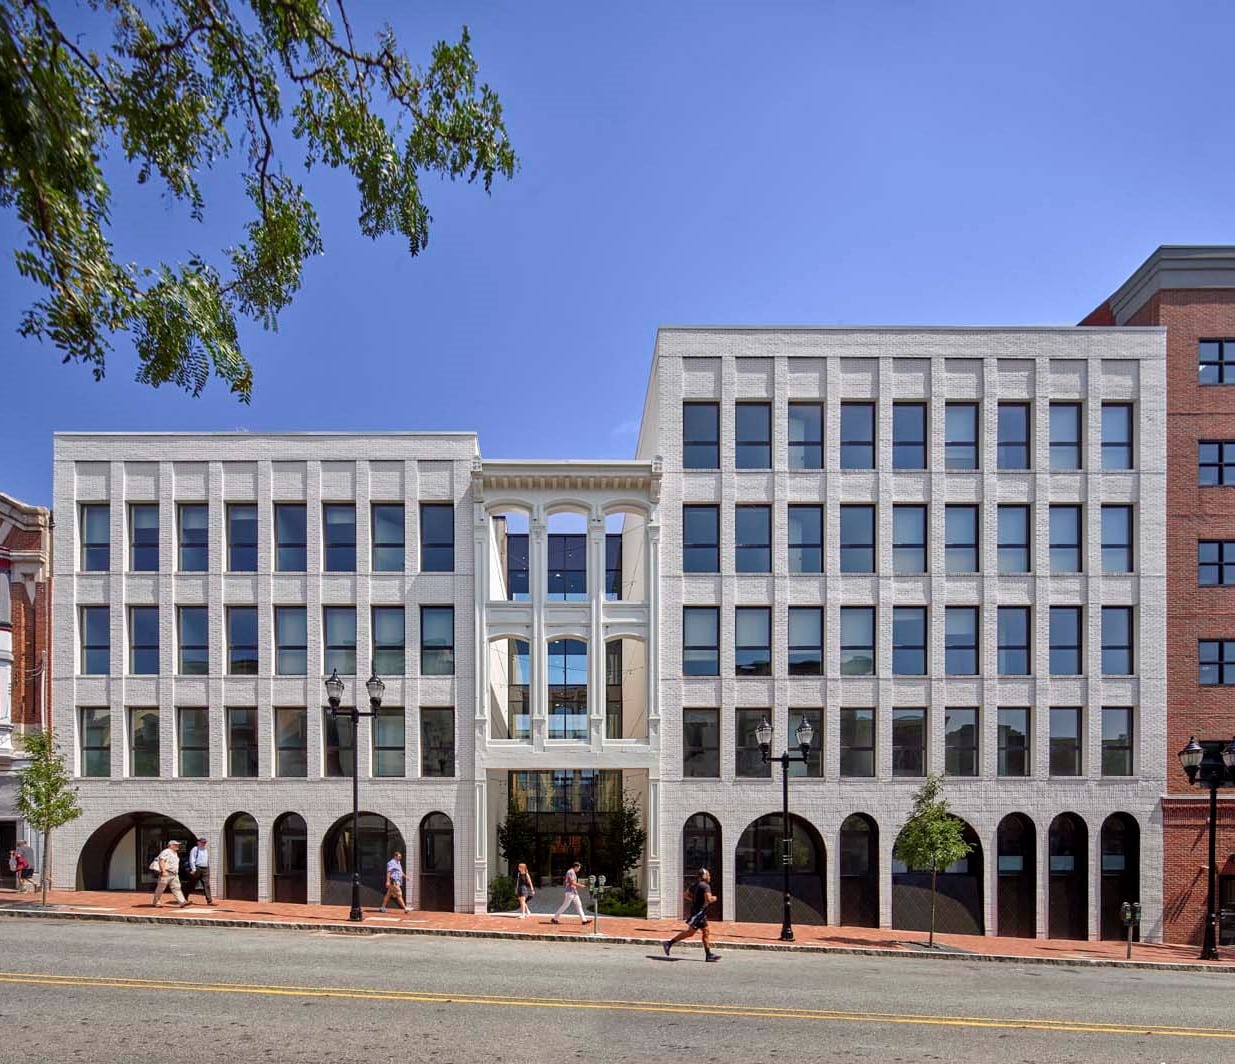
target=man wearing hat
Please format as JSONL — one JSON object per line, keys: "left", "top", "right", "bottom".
{"left": 151, "top": 840, "right": 191, "bottom": 908}
{"left": 188, "top": 836, "right": 215, "bottom": 905}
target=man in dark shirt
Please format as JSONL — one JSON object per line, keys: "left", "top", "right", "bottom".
{"left": 663, "top": 867, "right": 720, "bottom": 962}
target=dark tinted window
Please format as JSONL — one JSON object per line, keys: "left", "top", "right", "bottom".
{"left": 227, "top": 503, "right": 258, "bottom": 571}
{"left": 275, "top": 504, "right": 307, "bottom": 571}
{"left": 420, "top": 504, "right": 455, "bottom": 572}
{"left": 735, "top": 402, "right": 771, "bottom": 469}
{"left": 323, "top": 504, "right": 357, "bottom": 572}
{"left": 683, "top": 506, "right": 719, "bottom": 573}
{"left": 735, "top": 505, "right": 771, "bottom": 573}
{"left": 372, "top": 504, "right": 405, "bottom": 572}
{"left": 788, "top": 403, "right": 823, "bottom": 470}
{"left": 178, "top": 504, "right": 208, "bottom": 571}
{"left": 892, "top": 402, "right": 927, "bottom": 469}
{"left": 997, "top": 402, "right": 1031, "bottom": 470}
{"left": 839, "top": 402, "right": 875, "bottom": 469}
{"left": 683, "top": 403, "right": 720, "bottom": 469}
{"left": 945, "top": 402, "right": 979, "bottom": 470}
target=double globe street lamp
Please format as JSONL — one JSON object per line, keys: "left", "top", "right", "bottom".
{"left": 325, "top": 669, "right": 385, "bottom": 922}
{"left": 1177, "top": 735, "right": 1235, "bottom": 959}
{"left": 756, "top": 715, "right": 814, "bottom": 942}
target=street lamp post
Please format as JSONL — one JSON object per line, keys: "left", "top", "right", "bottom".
{"left": 756, "top": 715, "right": 814, "bottom": 942}
{"left": 325, "top": 669, "right": 385, "bottom": 923}
{"left": 1177, "top": 735, "right": 1235, "bottom": 960}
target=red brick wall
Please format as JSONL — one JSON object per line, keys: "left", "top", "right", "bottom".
{"left": 1, "top": 519, "right": 51, "bottom": 731}
{"left": 1162, "top": 797, "right": 1235, "bottom": 945}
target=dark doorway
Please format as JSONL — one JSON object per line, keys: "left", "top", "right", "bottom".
{"left": 892, "top": 819, "right": 984, "bottom": 935}
{"left": 682, "top": 813, "right": 722, "bottom": 921}
{"left": 322, "top": 812, "right": 406, "bottom": 907}
{"left": 996, "top": 813, "right": 1036, "bottom": 938}
{"left": 0, "top": 821, "right": 16, "bottom": 888}
{"left": 735, "top": 813, "right": 826, "bottom": 925}
{"left": 839, "top": 813, "right": 879, "bottom": 928}
{"left": 224, "top": 812, "right": 258, "bottom": 901}
{"left": 76, "top": 812, "right": 195, "bottom": 891}
{"left": 272, "top": 812, "right": 307, "bottom": 903}
{"left": 1048, "top": 812, "right": 1088, "bottom": 940}
{"left": 420, "top": 812, "right": 454, "bottom": 911}
{"left": 1099, "top": 813, "right": 1139, "bottom": 941}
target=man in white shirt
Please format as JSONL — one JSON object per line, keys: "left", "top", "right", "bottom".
{"left": 152, "top": 840, "right": 190, "bottom": 908}
{"left": 551, "top": 862, "right": 591, "bottom": 925}
{"left": 188, "top": 837, "right": 214, "bottom": 905}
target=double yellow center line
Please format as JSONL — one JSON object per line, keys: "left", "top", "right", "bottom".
{"left": 0, "top": 971, "right": 1230, "bottom": 1040}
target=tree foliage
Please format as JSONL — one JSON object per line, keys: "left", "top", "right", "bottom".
{"left": 15, "top": 730, "right": 83, "bottom": 906}
{"left": 598, "top": 789, "right": 647, "bottom": 895}
{"left": 494, "top": 801, "right": 535, "bottom": 872}
{"left": 0, "top": 0, "right": 517, "bottom": 400}
{"left": 893, "top": 774, "right": 972, "bottom": 947}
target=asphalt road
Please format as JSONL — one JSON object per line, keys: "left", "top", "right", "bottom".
{"left": 0, "top": 919, "right": 1229, "bottom": 1063}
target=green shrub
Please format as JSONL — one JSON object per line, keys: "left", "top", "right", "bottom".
{"left": 488, "top": 874, "right": 517, "bottom": 913}
{"left": 596, "top": 878, "right": 646, "bottom": 918}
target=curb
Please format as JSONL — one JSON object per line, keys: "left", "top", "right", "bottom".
{"left": 1, "top": 906, "right": 1232, "bottom": 974}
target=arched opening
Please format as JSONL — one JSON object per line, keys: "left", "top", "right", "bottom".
{"left": 1100, "top": 813, "right": 1140, "bottom": 941}
{"left": 420, "top": 812, "right": 455, "bottom": 911}
{"left": 546, "top": 510, "right": 588, "bottom": 601}
{"left": 547, "top": 637, "right": 588, "bottom": 740}
{"left": 489, "top": 506, "right": 531, "bottom": 602}
{"left": 996, "top": 813, "right": 1036, "bottom": 938}
{"left": 1048, "top": 812, "right": 1088, "bottom": 940}
{"left": 488, "top": 636, "right": 530, "bottom": 740}
{"left": 603, "top": 507, "right": 647, "bottom": 604}
{"left": 272, "top": 812, "right": 307, "bottom": 904}
{"left": 76, "top": 812, "right": 195, "bottom": 892}
{"left": 892, "top": 818, "right": 984, "bottom": 935}
{"left": 839, "top": 813, "right": 879, "bottom": 928}
{"left": 604, "top": 636, "right": 647, "bottom": 740}
{"left": 735, "top": 813, "right": 826, "bottom": 925}
{"left": 223, "top": 812, "right": 258, "bottom": 901}
{"left": 682, "top": 813, "right": 722, "bottom": 921}
{"left": 321, "top": 812, "right": 406, "bottom": 907}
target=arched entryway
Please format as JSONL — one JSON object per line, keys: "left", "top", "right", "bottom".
{"left": 322, "top": 812, "right": 407, "bottom": 908}
{"left": 996, "top": 813, "right": 1036, "bottom": 938}
{"left": 1048, "top": 812, "right": 1088, "bottom": 940}
{"left": 682, "top": 813, "right": 722, "bottom": 920}
{"left": 272, "top": 812, "right": 307, "bottom": 903}
{"left": 839, "top": 813, "right": 879, "bottom": 928}
{"left": 735, "top": 813, "right": 826, "bottom": 925}
{"left": 224, "top": 812, "right": 258, "bottom": 901}
{"left": 76, "top": 812, "right": 195, "bottom": 892}
{"left": 1100, "top": 813, "right": 1140, "bottom": 941}
{"left": 892, "top": 818, "right": 984, "bottom": 935}
{"left": 420, "top": 812, "right": 455, "bottom": 911}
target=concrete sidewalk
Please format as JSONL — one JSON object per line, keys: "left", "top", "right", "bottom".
{"left": 1, "top": 888, "right": 1231, "bottom": 972}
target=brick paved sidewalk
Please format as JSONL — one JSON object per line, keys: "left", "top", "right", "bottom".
{"left": 1, "top": 888, "right": 1229, "bottom": 970}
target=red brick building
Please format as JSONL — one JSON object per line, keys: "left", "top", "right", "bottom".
{"left": 1083, "top": 246, "right": 1235, "bottom": 946}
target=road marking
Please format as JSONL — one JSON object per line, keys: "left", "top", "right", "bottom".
{"left": 0, "top": 971, "right": 1230, "bottom": 1040}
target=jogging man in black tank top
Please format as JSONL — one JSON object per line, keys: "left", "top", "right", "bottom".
{"left": 663, "top": 867, "right": 720, "bottom": 962}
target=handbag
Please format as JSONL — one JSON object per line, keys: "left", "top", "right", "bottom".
{"left": 149, "top": 859, "right": 162, "bottom": 873}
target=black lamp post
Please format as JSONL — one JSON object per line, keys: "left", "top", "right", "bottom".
{"left": 1177, "top": 735, "right": 1235, "bottom": 960}
{"left": 756, "top": 715, "right": 813, "bottom": 942}
{"left": 325, "top": 669, "right": 384, "bottom": 923}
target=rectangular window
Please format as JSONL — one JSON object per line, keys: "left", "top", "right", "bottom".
{"left": 420, "top": 605, "right": 454, "bottom": 676}
{"left": 735, "top": 402, "right": 771, "bottom": 469}
{"left": 735, "top": 708, "right": 771, "bottom": 778}
{"left": 274, "top": 606, "right": 307, "bottom": 676}
{"left": 1199, "top": 540, "right": 1235, "bottom": 586}
{"left": 129, "top": 707, "right": 159, "bottom": 777}
{"left": 1049, "top": 402, "right": 1083, "bottom": 470}
{"left": 997, "top": 402, "right": 1031, "bottom": 470}
{"left": 892, "top": 402, "right": 927, "bottom": 470}
{"left": 420, "top": 503, "right": 455, "bottom": 572}
{"left": 323, "top": 606, "right": 357, "bottom": 676}
{"left": 1199, "top": 639, "right": 1235, "bottom": 685}
{"left": 1200, "top": 339, "right": 1235, "bottom": 385}
{"left": 1101, "top": 606, "right": 1133, "bottom": 675}
{"left": 998, "top": 707, "right": 1030, "bottom": 777}
{"left": 227, "top": 606, "right": 258, "bottom": 675}
{"left": 839, "top": 402, "right": 876, "bottom": 469}
{"left": 275, "top": 707, "right": 308, "bottom": 778}
{"left": 945, "top": 402, "right": 979, "bottom": 470}
{"left": 372, "top": 606, "right": 406, "bottom": 675}
{"left": 80, "top": 707, "right": 110, "bottom": 777}
{"left": 683, "top": 607, "right": 719, "bottom": 676}
{"left": 81, "top": 605, "right": 110, "bottom": 674}
{"left": 323, "top": 504, "right": 357, "bottom": 572}
{"left": 1199, "top": 441, "right": 1235, "bottom": 486}
{"left": 177, "top": 606, "right": 207, "bottom": 675}
{"left": 735, "top": 606, "right": 771, "bottom": 676}
{"left": 788, "top": 607, "right": 823, "bottom": 676}
{"left": 683, "top": 709, "right": 720, "bottom": 778}
{"left": 80, "top": 504, "right": 110, "bottom": 571}
{"left": 945, "top": 707, "right": 979, "bottom": 777}
{"left": 892, "top": 504, "right": 927, "bottom": 574}
{"left": 682, "top": 505, "right": 719, "bottom": 573}
{"left": 177, "top": 708, "right": 209, "bottom": 778}
{"left": 129, "top": 606, "right": 159, "bottom": 675}
{"left": 892, "top": 707, "right": 926, "bottom": 777}
{"left": 683, "top": 402, "right": 720, "bottom": 469}
{"left": 130, "top": 504, "right": 159, "bottom": 571}
{"left": 840, "top": 707, "right": 875, "bottom": 778}
{"left": 178, "top": 503, "right": 208, "bottom": 571}
{"left": 274, "top": 503, "right": 307, "bottom": 571}
{"left": 892, "top": 606, "right": 927, "bottom": 676}
{"left": 1101, "top": 403, "right": 1134, "bottom": 470}
{"left": 839, "top": 504, "right": 875, "bottom": 573}
{"left": 1101, "top": 707, "right": 1133, "bottom": 777}
{"left": 840, "top": 606, "right": 875, "bottom": 676}
{"left": 547, "top": 534, "right": 587, "bottom": 600}
{"left": 1101, "top": 505, "right": 1133, "bottom": 573}
{"left": 548, "top": 640, "right": 587, "bottom": 740}
{"left": 787, "top": 505, "right": 823, "bottom": 574}
{"left": 997, "top": 606, "right": 1031, "bottom": 675}
{"left": 945, "top": 606, "right": 979, "bottom": 675}
{"left": 324, "top": 711, "right": 354, "bottom": 777}
{"left": 945, "top": 504, "right": 979, "bottom": 573}
{"left": 997, "top": 504, "right": 1031, "bottom": 573}
{"left": 373, "top": 708, "right": 405, "bottom": 778}
{"left": 227, "top": 707, "right": 259, "bottom": 778}
{"left": 788, "top": 402, "right": 823, "bottom": 470}
{"left": 371, "top": 504, "right": 405, "bottom": 572}
{"left": 735, "top": 505, "right": 771, "bottom": 573}
{"left": 1049, "top": 606, "right": 1082, "bottom": 675}
{"left": 505, "top": 533, "right": 530, "bottom": 600}
{"left": 227, "top": 503, "right": 258, "bottom": 572}
{"left": 1049, "top": 707, "right": 1082, "bottom": 777}
{"left": 605, "top": 534, "right": 622, "bottom": 601}
{"left": 421, "top": 708, "right": 455, "bottom": 777}
{"left": 784, "top": 707, "right": 823, "bottom": 778}
{"left": 1049, "top": 504, "right": 1082, "bottom": 573}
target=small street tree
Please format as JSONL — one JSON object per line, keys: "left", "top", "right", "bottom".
{"left": 495, "top": 801, "right": 536, "bottom": 875}
{"left": 15, "top": 731, "right": 83, "bottom": 907}
{"left": 599, "top": 790, "right": 647, "bottom": 899}
{"left": 893, "top": 774, "right": 972, "bottom": 948}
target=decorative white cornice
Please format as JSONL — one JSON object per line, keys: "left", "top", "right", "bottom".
{"left": 479, "top": 459, "right": 658, "bottom": 497}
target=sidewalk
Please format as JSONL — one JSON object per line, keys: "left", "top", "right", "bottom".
{"left": 1, "top": 888, "right": 1231, "bottom": 972}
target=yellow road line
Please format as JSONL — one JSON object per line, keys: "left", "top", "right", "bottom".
{"left": 0, "top": 971, "right": 1230, "bottom": 1040}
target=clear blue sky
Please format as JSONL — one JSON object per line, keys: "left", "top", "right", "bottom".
{"left": 5, "top": 1, "right": 1234, "bottom": 507}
